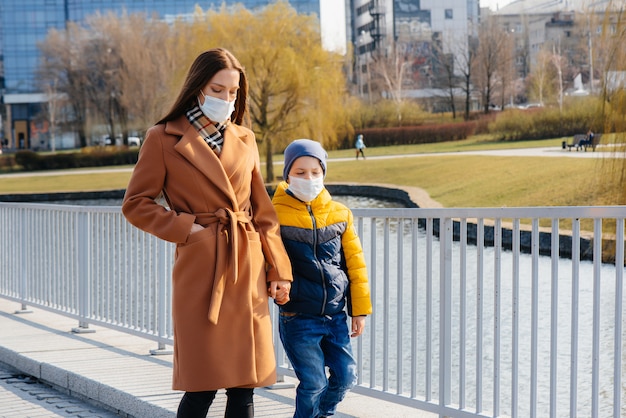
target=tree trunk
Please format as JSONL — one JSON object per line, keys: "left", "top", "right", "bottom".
{"left": 464, "top": 76, "right": 471, "bottom": 120}
{"left": 264, "top": 136, "right": 274, "bottom": 183}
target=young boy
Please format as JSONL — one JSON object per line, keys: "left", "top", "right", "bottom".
{"left": 272, "top": 139, "right": 373, "bottom": 418}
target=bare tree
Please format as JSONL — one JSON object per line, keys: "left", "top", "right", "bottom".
{"left": 369, "top": 44, "right": 410, "bottom": 125}
{"left": 39, "top": 20, "right": 124, "bottom": 146}
{"left": 38, "top": 24, "right": 93, "bottom": 147}
{"left": 527, "top": 47, "right": 557, "bottom": 104}
{"left": 81, "top": 37, "right": 124, "bottom": 143}
{"left": 435, "top": 50, "right": 457, "bottom": 118}
{"left": 434, "top": 31, "right": 477, "bottom": 119}
{"left": 457, "top": 36, "right": 478, "bottom": 120}
{"left": 496, "top": 33, "right": 516, "bottom": 109}
{"left": 551, "top": 42, "right": 566, "bottom": 113}
{"left": 44, "top": 80, "right": 63, "bottom": 152}
{"left": 38, "top": 11, "right": 178, "bottom": 147}
{"left": 474, "top": 19, "right": 510, "bottom": 113}
{"left": 100, "top": 12, "right": 176, "bottom": 137}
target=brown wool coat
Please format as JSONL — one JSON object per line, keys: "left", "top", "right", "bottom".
{"left": 122, "top": 116, "right": 293, "bottom": 392}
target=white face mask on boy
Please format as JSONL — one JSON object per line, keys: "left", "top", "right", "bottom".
{"left": 287, "top": 176, "right": 324, "bottom": 203}
{"left": 198, "top": 94, "right": 236, "bottom": 124}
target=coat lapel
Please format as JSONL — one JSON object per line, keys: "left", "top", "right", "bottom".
{"left": 168, "top": 117, "right": 236, "bottom": 207}
{"left": 219, "top": 124, "right": 252, "bottom": 180}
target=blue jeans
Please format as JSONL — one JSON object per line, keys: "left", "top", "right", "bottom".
{"left": 279, "top": 311, "right": 357, "bottom": 418}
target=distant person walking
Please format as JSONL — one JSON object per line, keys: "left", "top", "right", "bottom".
{"left": 355, "top": 134, "right": 366, "bottom": 160}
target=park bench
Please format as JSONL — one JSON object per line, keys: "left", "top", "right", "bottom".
{"left": 564, "top": 133, "right": 602, "bottom": 152}
{"left": 565, "top": 134, "right": 586, "bottom": 151}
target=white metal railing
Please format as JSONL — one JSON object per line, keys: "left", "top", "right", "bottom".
{"left": 0, "top": 202, "right": 624, "bottom": 418}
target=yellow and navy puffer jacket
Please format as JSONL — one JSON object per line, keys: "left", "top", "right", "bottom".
{"left": 271, "top": 181, "right": 372, "bottom": 317}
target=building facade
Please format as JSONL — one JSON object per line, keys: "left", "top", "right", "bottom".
{"left": 351, "top": 0, "right": 479, "bottom": 108}
{"left": 0, "top": 0, "right": 345, "bottom": 150}
{"left": 489, "top": 0, "right": 612, "bottom": 98}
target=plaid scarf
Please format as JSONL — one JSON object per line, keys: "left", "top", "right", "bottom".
{"left": 186, "top": 105, "right": 228, "bottom": 155}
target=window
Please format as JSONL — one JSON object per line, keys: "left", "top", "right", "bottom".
{"left": 445, "top": 9, "right": 453, "bottom": 19}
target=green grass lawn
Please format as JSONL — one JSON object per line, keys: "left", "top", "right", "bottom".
{"left": 327, "top": 154, "right": 616, "bottom": 208}
{"left": 0, "top": 170, "right": 133, "bottom": 194}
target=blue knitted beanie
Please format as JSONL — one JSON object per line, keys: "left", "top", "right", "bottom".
{"left": 282, "top": 139, "right": 327, "bottom": 180}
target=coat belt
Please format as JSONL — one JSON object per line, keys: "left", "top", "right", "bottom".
{"left": 194, "top": 208, "right": 252, "bottom": 324}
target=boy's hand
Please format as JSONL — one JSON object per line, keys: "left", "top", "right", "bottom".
{"left": 268, "top": 281, "right": 291, "bottom": 305}
{"left": 351, "top": 316, "right": 366, "bottom": 337}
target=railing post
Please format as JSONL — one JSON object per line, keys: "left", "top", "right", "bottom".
{"left": 439, "top": 217, "right": 452, "bottom": 414}
{"left": 150, "top": 239, "right": 172, "bottom": 355}
{"left": 267, "top": 301, "right": 294, "bottom": 389}
{"left": 530, "top": 218, "right": 539, "bottom": 418}
{"left": 72, "top": 211, "right": 94, "bottom": 333}
{"left": 15, "top": 208, "right": 32, "bottom": 314}
{"left": 494, "top": 218, "right": 502, "bottom": 417}
{"left": 369, "top": 216, "right": 378, "bottom": 389}
{"left": 550, "top": 219, "right": 559, "bottom": 417}
{"left": 476, "top": 218, "right": 484, "bottom": 413}
{"left": 613, "top": 218, "right": 624, "bottom": 418}
{"left": 591, "top": 219, "right": 602, "bottom": 418}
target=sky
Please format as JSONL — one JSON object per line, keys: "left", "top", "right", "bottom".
{"left": 320, "top": 0, "right": 347, "bottom": 54}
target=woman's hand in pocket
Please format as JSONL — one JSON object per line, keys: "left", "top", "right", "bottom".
{"left": 188, "top": 223, "right": 204, "bottom": 236}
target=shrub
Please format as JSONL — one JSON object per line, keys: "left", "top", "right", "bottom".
{"left": 14, "top": 151, "right": 42, "bottom": 170}
{"left": 11, "top": 149, "right": 138, "bottom": 172}
{"left": 347, "top": 98, "right": 430, "bottom": 130}
{"left": 489, "top": 98, "right": 604, "bottom": 141}
{"left": 347, "top": 122, "right": 477, "bottom": 148}
{"left": 0, "top": 154, "right": 17, "bottom": 172}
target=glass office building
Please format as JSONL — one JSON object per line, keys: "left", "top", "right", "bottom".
{"left": 0, "top": 0, "right": 328, "bottom": 149}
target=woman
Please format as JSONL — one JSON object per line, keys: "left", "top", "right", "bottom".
{"left": 122, "top": 48, "right": 293, "bottom": 418}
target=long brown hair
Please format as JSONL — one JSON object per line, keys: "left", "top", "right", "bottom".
{"left": 158, "top": 48, "right": 249, "bottom": 126}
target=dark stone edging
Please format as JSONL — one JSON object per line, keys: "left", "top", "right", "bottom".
{"left": 0, "top": 185, "right": 599, "bottom": 262}
{"left": 0, "top": 185, "right": 416, "bottom": 206}
{"left": 318, "top": 185, "right": 595, "bottom": 262}
{"left": 0, "top": 189, "right": 127, "bottom": 202}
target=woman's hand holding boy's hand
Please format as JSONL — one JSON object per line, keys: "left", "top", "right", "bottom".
{"left": 268, "top": 281, "right": 291, "bottom": 305}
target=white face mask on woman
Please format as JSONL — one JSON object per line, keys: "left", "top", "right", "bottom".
{"left": 198, "top": 94, "right": 236, "bottom": 124}
{"left": 287, "top": 176, "right": 324, "bottom": 203}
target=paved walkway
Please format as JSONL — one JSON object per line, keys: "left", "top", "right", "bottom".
{"left": 0, "top": 298, "right": 433, "bottom": 418}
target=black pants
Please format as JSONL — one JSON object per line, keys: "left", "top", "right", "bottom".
{"left": 176, "top": 387, "right": 254, "bottom": 418}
